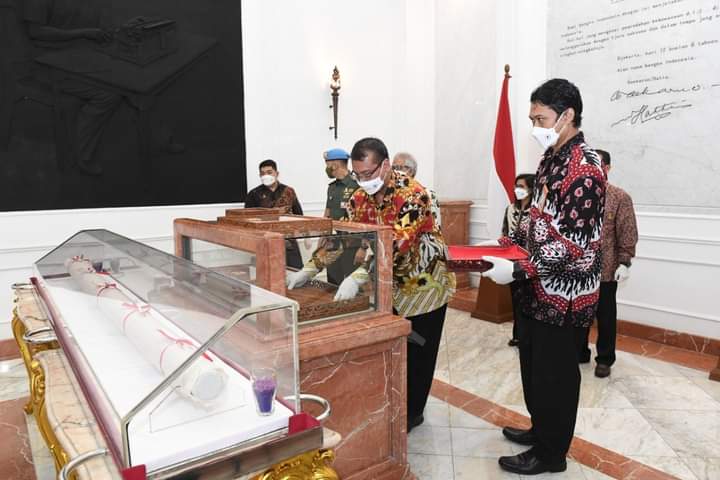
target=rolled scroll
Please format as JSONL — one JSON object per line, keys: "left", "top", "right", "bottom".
{"left": 66, "top": 256, "right": 227, "bottom": 404}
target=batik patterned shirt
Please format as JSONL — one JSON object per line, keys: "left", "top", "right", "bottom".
{"left": 502, "top": 203, "right": 531, "bottom": 248}
{"left": 501, "top": 132, "right": 606, "bottom": 327}
{"left": 600, "top": 184, "right": 638, "bottom": 282}
{"left": 244, "top": 183, "right": 303, "bottom": 215}
{"left": 347, "top": 171, "right": 456, "bottom": 317}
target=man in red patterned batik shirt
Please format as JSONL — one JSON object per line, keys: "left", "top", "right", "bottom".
{"left": 345, "top": 138, "right": 456, "bottom": 433}
{"left": 482, "top": 79, "right": 606, "bottom": 475}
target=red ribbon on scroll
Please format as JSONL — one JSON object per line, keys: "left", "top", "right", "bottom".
{"left": 96, "top": 282, "right": 118, "bottom": 297}
{"left": 157, "top": 329, "right": 213, "bottom": 373}
{"left": 121, "top": 303, "right": 150, "bottom": 333}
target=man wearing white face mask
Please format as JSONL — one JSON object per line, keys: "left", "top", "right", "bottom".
{"left": 245, "top": 159, "right": 304, "bottom": 268}
{"left": 290, "top": 137, "right": 456, "bottom": 433}
{"left": 348, "top": 138, "right": 455, "bottom": 433}
{"left": 481, "top": 79, "right": 606, "bottom": 475}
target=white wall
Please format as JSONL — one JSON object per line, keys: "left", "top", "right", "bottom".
{"left": 242, "top": 0, "right": 436, "bottom": 200}
{"left": 433, "top": 0, "right": 497, "bottom": 201}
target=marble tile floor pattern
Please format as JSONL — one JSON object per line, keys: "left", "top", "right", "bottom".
{"left": 0, "top": 308, "right": 718, "bottom": 479}
{"left": 418, "top": 308, "right": 720, "bottom": 480}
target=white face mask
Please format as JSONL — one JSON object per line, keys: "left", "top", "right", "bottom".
{"left": 531, "top": 111, "right": 567, "bottom": 150}
{"left": 357, "top": 164, "right": 386, "bottom": 195}
{"left": 514, "top": 187, "right": 529, "bottom": 201}
{"left": 260, "top": 174, "right": 276, "bottom": 187}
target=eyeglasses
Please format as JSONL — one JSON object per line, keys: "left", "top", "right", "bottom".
{"left": 350, "top": 161, "right": 384, "bottom": 181}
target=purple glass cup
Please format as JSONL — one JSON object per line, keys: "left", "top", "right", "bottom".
{"left": 251, "top": 368, "right": 277, "bottom": 416}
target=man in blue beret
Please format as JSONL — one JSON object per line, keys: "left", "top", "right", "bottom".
{"left": 323, "top": 148, "right": 358, "bottom": 221}
{"left": 322, "top": 148, "right": 361, "bottom": 285}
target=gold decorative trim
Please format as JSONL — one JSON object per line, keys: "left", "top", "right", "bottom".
{"left": 12, "top": 310, "right": 34, "bottom": 414}
{"left": 255, "top": 448, "right": 339, "bottom": 480}
{"left": 30, "top": 357, "right": 73, "bottom": 478}
{"left": 11, "top": 298, "right": 58, "bottom": 414}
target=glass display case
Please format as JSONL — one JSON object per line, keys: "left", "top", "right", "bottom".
{"left": 31, "top": 229, "right": 309, "bottom": 478}
{"left": 174, "top": 214, "right": 394, "bottom": 325}
{"left": 174, "top": 212, "right": 407, "bottom": 480}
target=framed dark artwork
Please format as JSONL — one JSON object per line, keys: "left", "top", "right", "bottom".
{"left": 0, "top": 0, "right": 246, "bottom": 211}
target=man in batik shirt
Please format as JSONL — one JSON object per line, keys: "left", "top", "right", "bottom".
{"left": 482, "top": 79, "right": 606, "bottom": 475}
{"left": 287, "top": 138, "right": 455, "bottom": 432}
{"left": 245, "top": 159, "right": 304, "bottom": 268}
{"left": 348, "top": 138, "right": 455, "bottom": 432}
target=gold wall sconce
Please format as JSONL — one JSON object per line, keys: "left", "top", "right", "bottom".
{"left": 329, "top": 66, "right": 341, "bottom": 139}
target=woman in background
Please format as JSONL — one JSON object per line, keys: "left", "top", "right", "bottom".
{"left": 502, "top": 173, "right": 535, "bottom": 346}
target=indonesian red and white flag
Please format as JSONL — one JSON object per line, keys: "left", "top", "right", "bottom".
{"left": 487, "top": 66, "right": 517, "bottom": 239}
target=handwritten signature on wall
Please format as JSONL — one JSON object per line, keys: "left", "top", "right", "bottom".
{"left": 611, "top": 101, "right": 693, "bottom": 127}
{"left": 608, "top": 82, "right": 720, "bottom": 127}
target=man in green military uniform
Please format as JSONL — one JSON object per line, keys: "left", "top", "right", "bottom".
{"left": 324, "top": 148, "right": 358, "bottom": 220}
{"left": 323, "top": 148, "right": 361, "bottom": 285}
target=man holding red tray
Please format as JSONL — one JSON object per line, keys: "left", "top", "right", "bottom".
{"left": 481, "top": 79, "right": 606, "bottom": 475}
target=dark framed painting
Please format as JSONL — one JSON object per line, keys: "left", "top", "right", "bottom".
{"left": 0, "top": 0, "right": 246, "bottom": 211}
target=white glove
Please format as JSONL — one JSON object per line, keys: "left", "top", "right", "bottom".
{"left": 333, "top": 267, "right": 369, "bottom": 301}
{"left": 286, "top": 269, "right": 313, "bottom": 289}
{"left": 334, "top": 276, "right": 360, "bottom": 301}
{"left": 614, "top": 264, "right": 630, "bottom": 282}
{"left": 481, "top": 256, "right": 515, "bottom": 285}
{"left": 475, "top": 239, "right": 500, "bottom": 247}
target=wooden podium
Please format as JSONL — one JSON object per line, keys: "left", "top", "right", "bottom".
{"left": 471, "top": 278, "right": 513, "bottom": 323}
{"left": 439, "top": 200, "right": 473, "bottom": 289}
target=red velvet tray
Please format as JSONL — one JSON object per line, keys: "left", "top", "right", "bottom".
{"left": 446, "top": 245, "right": 528, "bottom": 272}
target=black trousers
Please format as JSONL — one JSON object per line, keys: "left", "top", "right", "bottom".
{"left": 577, "top": 281, "right": 618, "bottom": 366}
{"left": 510, "top": 281, "right": 521, "bottom": 340}
{"left": 517, "top": 309, "right": 581, "bottom": 463}
{"left": 398, "top": 303, "right": 448, "bottom": 421}
{"left": 285, "top": 239, "right": 303, "bottom": 270}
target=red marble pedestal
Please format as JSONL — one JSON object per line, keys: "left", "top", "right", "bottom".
{"left": 298, "top": 313, "right": 414, "bottom": 480}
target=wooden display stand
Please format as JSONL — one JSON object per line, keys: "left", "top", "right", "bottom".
{"left": 174, "top": 212, "right": 414, "bottom": 480}
{"left": 219, "top": 214, "right": 333, "bottom": 236}
{"left": 471, "top": 278, "right": 513, "bottom": 324}
{"left": 439, "top": 200, "right": 473, "bottom": 289}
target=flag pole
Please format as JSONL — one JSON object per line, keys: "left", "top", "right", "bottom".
{"left": 487, "top": 62, "right": 517, "bottom": 239}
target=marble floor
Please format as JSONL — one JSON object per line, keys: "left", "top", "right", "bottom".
{"left": 412, "top": 308, "right": 720, "bottom": 480}
{"left": 0, "top": 308, "right": 718, "bottom": 479}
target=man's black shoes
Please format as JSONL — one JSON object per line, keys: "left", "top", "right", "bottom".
{"left": 498, "top": 448, "right": 567, "bottom": 475}
{"left": 595, "top": 364, "right": 612, "bottom": 378}
{"left": 407, "top": 414, "right": 424, "bottom": 433}
{"left": 502, "top": 426, "right": 537, "bottom": 446}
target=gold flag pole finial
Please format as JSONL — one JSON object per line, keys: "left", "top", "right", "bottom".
{"left": 504, "top": 64, "right": 510, "bottom": 75}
